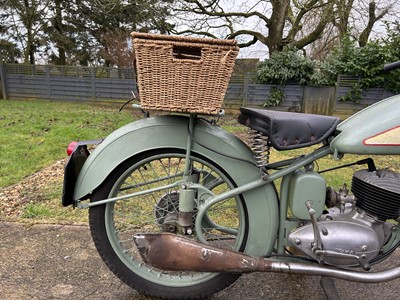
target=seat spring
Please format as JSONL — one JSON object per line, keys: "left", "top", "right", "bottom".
{"left": 249, "top": 129, "right": 270, "bottom": 167}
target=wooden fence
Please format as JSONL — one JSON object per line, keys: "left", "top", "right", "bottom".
{"left": 225, "top": 73, "right": 394, "bottom": 118}
{"left": 0, "top": 63, "right": 395, "bottom": 119}
{"left": 1, "top": 64, "right": 136, "bottom": 101}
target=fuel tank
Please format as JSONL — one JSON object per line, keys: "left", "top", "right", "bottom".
{"left": 330, "top": 95, "right": 400, "bottom": 155}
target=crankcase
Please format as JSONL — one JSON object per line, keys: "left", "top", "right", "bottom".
{"left": 288, "top": 208, "right": 391, "bottom": 267}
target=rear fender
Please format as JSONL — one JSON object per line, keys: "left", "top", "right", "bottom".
{"left": 74, "top": 115, "right": 279, "bottom": 256}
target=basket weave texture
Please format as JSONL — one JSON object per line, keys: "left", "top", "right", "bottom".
{"left": 131, "top": 32, "right": 239, "bottom": 115}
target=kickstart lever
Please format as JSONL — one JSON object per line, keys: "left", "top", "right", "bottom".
{"left": 306, "top": 200, "right": 323, "bottom": 253}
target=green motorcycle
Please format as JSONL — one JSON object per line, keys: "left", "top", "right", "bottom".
{"left": 62, "top": 32, "right": 400, "bottom": 299}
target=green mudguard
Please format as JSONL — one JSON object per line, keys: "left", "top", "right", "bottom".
{"left": 73, "top": 115, "right": 279, "bottom": 256}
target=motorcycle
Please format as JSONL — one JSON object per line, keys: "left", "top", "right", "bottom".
{"left": 62, "top": 41, "right": 400, "bottom": 298}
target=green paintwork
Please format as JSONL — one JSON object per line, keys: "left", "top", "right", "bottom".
{"left": 331, "top": 95, "right": 400, "bottom": 155}
{"left": 73, "top": 115, "right": 279, "bottom": 256}
{"left": 179, "top": 189, "right": 195, "bottom": 213}
{"left": 288, "top": 170, "right": 326, "bottom": 220}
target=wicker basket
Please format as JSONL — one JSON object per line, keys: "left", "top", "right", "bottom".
{"left": 131, "top": 32, "right": 239, "bottom": 115}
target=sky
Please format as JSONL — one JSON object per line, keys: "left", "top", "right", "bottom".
{"left": 175, "top": 0, "right": 400, "bottom": 60}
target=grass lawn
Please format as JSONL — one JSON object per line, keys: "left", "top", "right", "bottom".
{"left": 0, "top": 99, "right": 399, "bottom": 224}
{"left": 0, "top": 99, "right": 136, "bottom": 223}
{"left": 0, "top": 99, "right": 135, "bottom": 188}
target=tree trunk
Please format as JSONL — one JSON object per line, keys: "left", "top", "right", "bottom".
{"left": 266, "top": 0, "right": 290, "bottom": 54}
{"left": 26, "top": 25, "right": 35, "bottom": 64}
{"left": 23, "top": 0, "right": 35, "bottom": 64}
{"left": 336, "top": 0, "right": 355, "bottom": 41}
{"left": 54, "top": 0, "right": 66, "bottom": 65}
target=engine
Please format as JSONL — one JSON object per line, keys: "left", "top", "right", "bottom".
{"left": 352, "top": 169, "right": 400, "bottom": 221}
{"left": 288, "top": 169, "right": 400, "bottom": 270}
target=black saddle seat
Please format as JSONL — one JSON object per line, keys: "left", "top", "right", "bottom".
{"left": 238, "top": 107, "right": 340, "bottom": 150}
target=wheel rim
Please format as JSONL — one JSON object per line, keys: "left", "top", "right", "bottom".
{"left": 103, "top": 151, "right": 247, "bottom": 286}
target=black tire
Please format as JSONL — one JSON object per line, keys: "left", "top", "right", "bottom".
{"left": 89, "top": 149, "right": 249, "bottom": 299}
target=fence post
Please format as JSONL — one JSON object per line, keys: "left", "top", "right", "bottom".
{"left": 91, "top": 67, "right": 96, "bottom": 100}
{"left": 45, "top": 65, "right": 51, "bottom": 99}
{"left": 243, "top": 72, "right": 250, "bottom": 107}
{"left": 0, "top": 53, "right": 8, "bottom": 99}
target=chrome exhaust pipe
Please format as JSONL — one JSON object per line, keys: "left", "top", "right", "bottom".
{"left": 133, "top": 233, "right": 400, "bottom": 283}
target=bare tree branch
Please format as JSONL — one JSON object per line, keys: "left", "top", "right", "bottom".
{"left": 358, "top": 1, "right": 390, "bottom": 46}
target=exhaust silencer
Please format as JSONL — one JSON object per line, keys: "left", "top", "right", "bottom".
{"left": 133, "top": 233, "right": 400, "bottom": 283}
{"left": 134, "top": 233, "right": 268, "bottom": 273}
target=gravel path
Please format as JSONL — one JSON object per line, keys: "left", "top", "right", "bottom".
{"left": 0, "top": 159, "right": 67, "bottom": 218}
{"left": 0, "top": 221, "right": 399, "bottom": 300}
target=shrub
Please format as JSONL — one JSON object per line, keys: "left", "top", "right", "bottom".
{"left": 256, "top": 48, "right": 315, "bottom": 85}
{"left": 256, "top": 25, "right": 400, "bottom": 104}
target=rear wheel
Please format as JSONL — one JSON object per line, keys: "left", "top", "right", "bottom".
{"left": 89, "top": 149, "right": 249, "bottom": 299}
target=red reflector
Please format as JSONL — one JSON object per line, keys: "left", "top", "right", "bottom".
{"left": 67, "top": 141, "right": 78, "bottom": 156}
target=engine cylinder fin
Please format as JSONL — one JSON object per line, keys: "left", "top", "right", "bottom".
{"left": 352, "top": 169, "right": 400, "bottom": 221}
